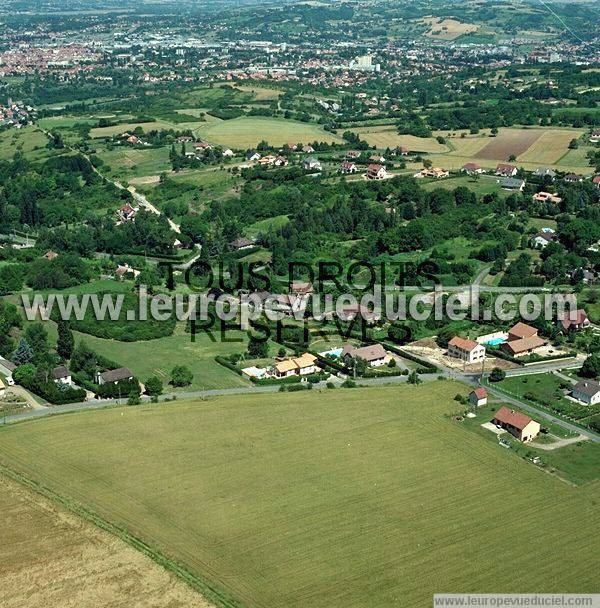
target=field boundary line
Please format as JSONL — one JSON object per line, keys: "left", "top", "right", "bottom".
{"left": 0, "top": 463, "right": 245, "bottom": 608}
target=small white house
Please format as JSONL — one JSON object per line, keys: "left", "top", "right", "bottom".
{"left": 52, "top": 366, "right": 72, "bottom": 386}
{"left": 469, "top": 387, "right": 488, "bottom": 407}
{"left": 302, "top": 157, "right": 322, "bottom": 171}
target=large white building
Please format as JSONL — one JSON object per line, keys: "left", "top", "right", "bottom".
{"left": 447, "top": 337, "right": 486, "bottom": 364}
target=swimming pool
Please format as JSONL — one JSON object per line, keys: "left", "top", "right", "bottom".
{"left": 319, "top": 347, "right": 344, "bottom": 358}
{"left": 485, "top": 337, "right": 506, "bottom": 346}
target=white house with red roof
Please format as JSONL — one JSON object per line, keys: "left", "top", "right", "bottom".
{"left": 469, "top": 387, "right": 488, "bottom": 407}
{"left": 447, "top": 336, "right": 486, "bottom": 364}
{"left": 365, "top": 164, "right": 388, "bottom": 180}
{"left": 340, "top": 160, "right": 357, "bottom": 174}
{"left": 462, "top": 162, "right": 484, "bottom": 175}
{"left": 495, "top": 163, "right": 517, "bottom": 177}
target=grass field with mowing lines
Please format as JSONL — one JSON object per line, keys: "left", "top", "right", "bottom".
{"left": 70, "top": 324, "right": 250, "bottom": 390}
{"left": 96, "top": 146, "right": 171, "bottom": 178}
{"left": 517, "top": 129, "right": 585, "bottom": 164}
{"left": 0, "top": 382, "right": 597, "bottom": 608}
{"left": 194, "top": 116, "right": 343, "bottom": 148}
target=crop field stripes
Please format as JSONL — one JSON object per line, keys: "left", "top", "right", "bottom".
{"left": 0, "top": 463, "right": 243, "bottom": 608}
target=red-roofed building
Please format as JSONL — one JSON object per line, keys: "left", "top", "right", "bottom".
{"left": 557, "top": 309, "right": 589, "bottom": 332}
{"left": 365, "top": 164, "right": 387, "bottom": 180}
{"left": 492, "top": 406, "right": 540, "bottom": 442}
{"left": 118, "top": 203, "right": 137, "bottom": 222}
{"left": 469, "top": 387, "right": 488, "bottom": 407}
{"left": 593, "top": 175, "right": 600, "bottom": 189}
{"left": 495, "top": 163, "right": 517, "bottom": 177}
{"left": 447, "top": 336, "right": 486, "bottom": 364}
{"left": 462, "top": 162, "right": 483, "bottom": 175}
{"left": 340, "top": 160, "right": 357, "bottom": 174}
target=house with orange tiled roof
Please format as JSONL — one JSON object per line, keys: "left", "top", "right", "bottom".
{"left": 447, "top": 336, "right": 486, "bottom": 364}
{"left": 492, "top": 406, "right": 540, "bottom": 442}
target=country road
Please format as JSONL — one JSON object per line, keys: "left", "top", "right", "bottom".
{"left": 39, "top": 126, "right": 181, "bottom": 235}
{"left": 1, "top": 373, "right": 440, "bottom": 425}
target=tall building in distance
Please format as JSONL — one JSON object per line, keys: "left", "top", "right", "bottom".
{"left": 349, "top": 54, "right": 380, "bottom": 72}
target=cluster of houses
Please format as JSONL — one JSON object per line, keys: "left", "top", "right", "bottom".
{"left": 242, "top": 352, "right": 319, "bottom": 380}
{"left": 414, "top": 167, "right": 449, "bottom": 179}
{"left": 460, "top": 161, "right": 599, "bottom": 192}
{"left": 465, "top": 388, "right": 543, "bottom": 443}
{"left": 0, "top": 100, "right": 33, "bottom": 128}
{"left": 447, "top": 312, "right": 590, "bottom": 364}
{"left": 243, "top": 145, "right": 322, "bottom": 172}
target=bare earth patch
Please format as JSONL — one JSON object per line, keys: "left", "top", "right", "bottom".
{"left": 421, "top": 17, "right": 478, "bottom": 40}
{"left": 476, "top": 129, "right": 543, "bottom": 161}
{"left": 0, "top": 474, "right": 213, "bottom": 608}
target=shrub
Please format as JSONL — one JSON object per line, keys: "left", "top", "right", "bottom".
{"left": 489, "top": 367, "right": 506, "bottom": 382}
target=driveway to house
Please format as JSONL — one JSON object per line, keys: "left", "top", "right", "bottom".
{"left": 533, "top": 434, "right": 588, "bottom": 451}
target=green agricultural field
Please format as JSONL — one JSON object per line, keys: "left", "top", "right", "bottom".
{"left": 420, "top": 174, "right": 509, "bottom": 197}
{"left": 0, "top": 126, "right": 50, "bottom": 160}
{"left": 95, "top": 146, "right": 172, "bottom": 179}
{"left": 0, "top": 382, "right": 597, "bottom": 608}
{"left": 194, "top": 117, "right": 343, "bottom": 148}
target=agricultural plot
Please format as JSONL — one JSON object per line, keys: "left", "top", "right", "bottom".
{"left": 0, "top": 383, "right": 597, "bottom": 608}
{"left": 517, "top": 129, "right": 585, "bottom": 164}
{"left": 96, "top": 146, "right": 171, "bottom": 178}
{"left": 476, "top": 129, "right": 544, "bottom": 161}
{"left": 421, "top": 17, "right": 479, "bottom": 40}
{"left": 0, "top": 126, "right": 49, "bottom": 160}
{"left": 417, "top": 128, "right": 591, "bottom": 173}
{"left": 420, "top": 174, "right": 509, "bottom": 198}
{"left": 90, "top": 120, "right": 204, "bottom": 138}
{"left": 233, "top": 85, "right": 283, "bottom": 101}
{"left": 194, "top": 116, "right": 343, "bottom": 148}
{"left": 0, "top": 474, "right": 210, "bottom": 608}
{"left": 351, "top": 126, "right": 448, "bottom": 152}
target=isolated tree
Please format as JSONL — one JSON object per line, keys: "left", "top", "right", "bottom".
{"left": 127, "top": 391, "right": 141, "bottom": 406}
{"left": 56, "top": 320, "right": 74, "bottom": 360}
{"left": 408, "top": 370, "right": 422, "bottom": 385}
{"left": 581, "top": 354, "right": 600, "bottom": 379}
{"left": 145, "top": 376, "right": 163, "bottom": 397}
{"left": 489, "top": 367, "right": 506, "bottom": 382}
{"left": 170, "top": 365, "right": 193, "bottom": 387}
{"left": 12, "top": 338, "right": 34, "bottom": 366}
